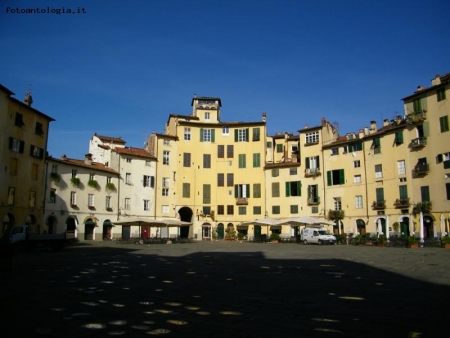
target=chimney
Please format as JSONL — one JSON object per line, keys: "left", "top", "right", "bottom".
{"left": 24, "top": 91, "right": 33, "bottom": 106}
{"left": 416, "top": 85, "right": 424, "bottom": 92}
{"left": 383, "top": 119, "right": 389, "bottom": 127}
{"left": 358, "top": 129, "right": 365, "bottom": 139}
{"left": 364, "top": 127, "right": 369, "bottom": 136}
{"left": 262, "top": 112, "right": 266, "bottom": 122}
{"left": 61, "top": 154, "right": 67, "bottom": 160}
{"left": 370, "top": 121, "right": 377, "bottom": 132}
{"left": 85, "top": 153, "right": 93, "bottom": 165}
{"left": 431, "top": 74, "right": 441, "bottom": 86}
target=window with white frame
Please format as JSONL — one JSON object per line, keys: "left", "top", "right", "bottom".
{"left": 162, "top": 205, "right": 169, "bottom": 214}
{"left": 144, "top": 200, "right": 150, "bottom": 211}
{"left": 354, "top": 175, "right": 362, "bottom": 183}
{"left": 143, "top": 175, "right": 154, "bottom": 187}
{"left": 88, "top": 194, "right": 94, "bottom": 207}
{"left": 397, "top": 160, "right": 406, "bottom": 175}
{"left": 375, "top": 164, "right": 383, "bottom": 178}
{"left": 145, "top": 160, "right": 152, "bottom": 166}
{"left": 355, "top": 195, "right": 363, "bottom": 209}
{"left": 162, "top": 177, "right": 169, "bottom": 196}
{"left": 237, "top": 129, "right": 247, "bottom": 142}
{"left": 184, "top": 127, "right": 191, "bottom": 140}
{"left": 51, "top": 164, "right": 58, "bottom": 173}
{"left": 107, "top": 177, "right": 112, "bottom": 184}
{"left": 163, "top": 150, "right": 170, "bottom": 165}
{"left": 50, "top": 189, "right": 56, "bottom": 203}
{"left": 124, "top": 198, "right": 131, "bottom": 210}
{"left": 126, "top": 173, "right": 131, "bottom": 184}
{"left": 204, "top": 112, "right": 210, "bottom": 120}
{"left": 305, "top": 131, "right": 319, "bottom": 144}
{"left": 354, "top": 160, "right": 361, "bottom": 168}
{"left": 71, "top": 169, "right": 77, "bottom": 178}
{"left": 105, "top": 196, "right": 111, "bottom": 209}
{"left": 89, "top": 173, "right": 95, "bottom": 181}
{"left": 126, "top": 158, "right": 132, "bottom": 163}
{"left": 70, "top": 191, "right": 76, "bottom": 206}
{"left": 333, "top": 197, "right": 342, "bottom": 210}
{"left": 203, "top": 129, "right": 212, "bottom": 142}
{"left": 222, "top": 126, "right": 229, "bottom": 135}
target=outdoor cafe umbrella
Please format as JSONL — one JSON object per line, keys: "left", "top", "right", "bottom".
{"left": 113, "top": 217, "right": 166, "bottom": 238}
{"left": 239, "top": 218, "right": 287, "bottom": 237}
{"left": 420, "top": 212, "right": 425, "bottom": 244}
{"left": 376, "top": 219, "right": 382, "bottom": 236}
{"left": 440, "top": 213, "right": 446, "bottom": 237}
{"left": 385, "top": 215, "right": 390, "bottom": 242}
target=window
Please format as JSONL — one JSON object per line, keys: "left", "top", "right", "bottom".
{"left": 372, "top": 137, "right": 381, "bottom": 154}
{"left": 290, "top": 167, "right": 297, "bottom": 175}
{"left": 126, "top": 173, "right": 131, "bottom": 185}
{"left": 88, "top": 194, "right": 95, "bottom": 207}
{"left": 50, "top": 189, "right": 56, "bottom": 203}
{"left": 201, "top": 128, "right": 214, "bottom": 142}
{"left": 163, "top": 139, "right": 170, "bottom": 145}
{"left": 222, "top": 126, "right": 229, "bottom": 135}
{"left": 7, "top": 187, "right": 15, "bottom": 205}
{"left": 203, "top": 184, "right": 211, "bottom": 204}
{"left": 218, "top": 145, "right": 224, "bottom": 158}
{"left": 397, "top": 160, "right": 406, "bottom": 175}
{"left": 267, "top": 141, "right": 272, "bottom": 148}
{"left": 227, "top": 145, "right": 234, "bottom": 158}
{"left": 306, "top": 156, "right": 320, "bottom": 171}
{"left": 218, "top": 174, "right": 224, "bottom": 187}
{"left": 89, "top": 173, "right": 95, "bottom": 181}
{"left": 333, "top": 197, "right": 342, "bottom": 210}
{"left": 440, "top": 116, "right": 449, "bottom": 133}
{"left": 272, "top": 206, "right": 280, "bottom": 214}
{"left": 15, "top": 112, "right": 24, "bottom": 127}
{"left": 51, "top": 164, "right": 58, "bottom": 173}
{"left": 162, "top": 205, "right": 169, "bottom": 214}
{"left": 354, "top": 175, "right": 362, "bottom": 184}
{"left": 144, "top": 200, "right": 150, "bottom": 211}
{"left": 375, "top": 164, "right": 383, "bottom": 178}
{"left": 348, "top": 142, "right": 362, "bottom": 152}
{"left": 162, "top": 177, "right": 169, "bottom": 187}
{"left": 163, "top": 150, "right": 170, "bottom": 165}
{"left": 238, "top": 154, "right": 246, "bottom": 168}
{"left": 276, "top": 144, "right": 283, "bottom": 153}
{"left": 71, "top": 169, "right": 77, "bottom": 178}
{"left": 305, "top": 131, "right": 319, "bottom": 144}
{"left": 272, "top": 169, "right": 279, "bottom": 177}
{"left": 394, "top": 131, "right": 403, "bottom": 145}
{"left": 420, "top": 186, "right": 430, "bottom": 202}
{"left": 183, "top": 153, "right": 191, "bottom": 167}
{"left": 438, "top": 152, "right": 450, "bottom": 169}
{"left": 272, "top": 182, "right": 280, "bottom": 197}
{"left": 327, "top": 169, "right": 345, "bottom": 186}
{"left": 143, "top": 175, "right": 154, "bottom": 187}
{"left": 307, "top": 184, "right": 318, "bottom": 203}
{"left": 28, "top": 191, "right": 36, "bottom": 208}
{"left": 235, "top": 129, "right": 248, "bottom": 142}
{"left": 399, "top": 185, "right": 408, "bottom": 200}
{"left": 355, "top": 195, "right": 363, "bottom": 209}
{"left": 9, "top": 137, "right": 24, "bottom": 153}
{"left": 30, "top": 145, "right": 44, "bottom": 159}
{"left": 227, "top": 205, "right": 234, "bottom": 215}
{"left": 331, "top": 147, "right": 339, "bottom": 155}
{"left": 9, "top": 158, "right": 18, "bottom": 176}
{"left": 31, "top": 163, "right": 38, "bottom": 180}
{"left": 202, "top": 206, "right": 211, "bottom": 215}
{"left": 35, "top": 122, "right": 44, "bottom": 135}
{"left": 437, "top": 88, "right": 446, "bottom": 102}
{"left": 253, "top": 153, "right": 260, "bottom": 168}
{"left": 106, "top": 196, "right": 111, "bottom": 209}
{"left": 286, "top": 181, "right": 301, "bottom": 197}
{"left": 253, "top": 183, "right": 261, "bottom": 198}
{"left": 145, "top": 160, "right": 152, "bottom": 166}
{"left": 205, "top": 112, "right": 210, "bottom": 120}
{"left": 182, "top": 183, "right": 190, "bottom": 198}
{"left": 446, "top": 183, "right": 450, "bottom": 200}
{"left": 203, "top": 154, "right": 211, "bottom": 168}
{"left": 70, "top": 191, "right": 76, "bottom": 206}
{"left": 376, "top": 188, "right": 384, "bottom": 203}
{"left": 235, "top": 184, "right": 250, "bottom": 198}
{"left": 252, "top": 128, "right": 260, "bottom": 141}
{"left": 253, "top": 206, "right": 262, "bottom": 215}
{"left": 227, "top": 173, "right": 234, "bottom": 187}
{"left": 238, "top": 207, "right": 246, "bottom": 215}
{"left": 354, "top": 160, "right": 361, "bottom": 168}
{"left": 184, "top": 127, "right": 191, "bottom": 140}
{"left": 218, "top": 205, "right": 224, "bottom": 215}
{"left": 290, "top": 205, "right": 299, "bottom": 214}
{"left": 124, "top": 198, "right": 131, "bottom": 210}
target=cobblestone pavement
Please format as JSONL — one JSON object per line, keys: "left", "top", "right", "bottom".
{"left": 1, "top": 241, "right": 450, "bottom": 337}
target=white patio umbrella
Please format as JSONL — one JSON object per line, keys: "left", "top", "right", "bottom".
{"left": 419, "top": 212, "right": 424, "bottom": 244}
{"left": 376, "top": 219, "right": 382, "bottom": 236}
{"left": 440, "top": 214, "right": 446, "bottom": 237}
{"left": 353, "top": 220, "right": 359, "bottom": 235}
{"left": 385, "top": 215, "right": 390, "bottom": 242}
{"left": 409, "top": 215, "right": 415, "bottom": 236}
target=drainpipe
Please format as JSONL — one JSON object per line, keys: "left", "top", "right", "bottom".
{"left": 362, "top": 142, "right": 370, "bottom": 229}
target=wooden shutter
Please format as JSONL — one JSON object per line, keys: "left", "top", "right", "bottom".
{"left": 399, "top": 185, "right": 408, "bottom": 199}
{"left": 376, "top": 188, "right": 384, "bottom": 202}
{"left": 211, "top": 129, "right": 215, "bottom": 143}
{"left": 339, "top": 169, "right": 345, "bottom": 184}
{"left": 285, "top": 182, "right": 290, "bottom": 197}
{"left": 305, "top": 157, "right": 310, "bottom": 169}
{"left": 200, "top": 128, "right": 203, "bottom": 142}
{"left": 327, "top": 171, "right": 332, "bottom": 186}
{"left": 423, "top": 121, "right": 430, "bottom": 137}
{"left": 297, "top": 181, "right": 301, "bottom": 196}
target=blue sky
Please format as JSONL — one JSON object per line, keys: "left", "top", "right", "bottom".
{"left": 1, "top": 0, "right": 449, "bottom": 159}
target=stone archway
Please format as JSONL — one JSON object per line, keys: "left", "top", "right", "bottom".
{"left": 25, "top": 214, "right": 38, "bottom": 234}
{"left": 1, "top": 212, "right": 16, "bottom": 238}
{"left": 356, "top": 219, "right": 366, "bottom": 235}
{"left": 46, "top": 215, "right": 58, "bottom": 234}
{"left": 178, "top": 206, "right": 193, "bottom": 239}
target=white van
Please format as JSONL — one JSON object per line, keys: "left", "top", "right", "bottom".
{"left": 301, "top": 227, "right": 336, "bottom": 245}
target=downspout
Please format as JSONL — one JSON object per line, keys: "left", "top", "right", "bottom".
{"left": 362, "top": 142, "right": 370, "bottom": 228}
{"left": 117, "top": 155, "right": 121, "bottom": 221}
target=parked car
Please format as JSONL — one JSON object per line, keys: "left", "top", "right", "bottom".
{"left": 301, "top": 227, "right": 336, "bottom": 245}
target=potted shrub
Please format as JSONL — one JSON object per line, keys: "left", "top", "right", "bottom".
{"left": 224, "top": 227, "right": 236, "bottom": 240}
{"left": 50, "top": 172, "right": 61, "bottom": 184}
{"left": 88, "top": 179, "right": 99, "bottom": 190}
{"left": 441, "top": 236, "right": 450, "bottom": 249}
{"left": 407, "top": 235, "right": 419, "bottom": 248}
{"left": 70, "top": 177, "right": 80, "bottom": 187}
{"left": 237, "top": 232, "right": 245, "bottom": 243}
{"left": 106, "top": 182, "right": 116, "bottom": 193}
{"left": 377, "top": 234, "right": 387, "bottom": 247}
{"left": 212, "top": 227, "right": 218, "bottom": 241}
{"left": 269, "top": 233, "right": 280, "bottom": 243}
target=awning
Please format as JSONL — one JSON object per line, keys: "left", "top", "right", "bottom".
{"left": 270, "top": 225, "right": 282, "bottom": 230}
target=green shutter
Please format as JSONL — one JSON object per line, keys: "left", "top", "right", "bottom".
{"left": 246, "top": 184, "right": 250, "bottom": 197}
{"left": 297, "top": 181, "right": 301, "bottom": 196}
{"left": 200, "top": 128, "right": 204, "bottom": 142}
{"left": 339, "top": 169, "right": 345, "bottom": 184}
{"left": 327, "top": 171, "right": 332, "bottom": 186}
{"left": 423, "top": 121, "right": 430, "bottom": 137}
{"left": 399, "top": 185, "right": 408, "bottom": 199}
{"left": 211, "top": 129, "right": 215, "bottom": 142}
{"left": 305, "top": 157, "right": 310, "bottom": 169}
{"left": 420, "top": 186, "right": 430, "bottom": 202}
{"left": 234, "top": 129, "right": 238, "bottom": 142}
{"left": 316, "top": 156, "right": 320, "bottom": 169}
{"left": 376, "top": 188, "right": 384, "bottom": 202}
{"left": 395, "top": 131, "right": 403, "bottom": 144}
{"left": 234, "top": 185, "right": 238, "bottom": 198}
{"left": 286, "top": 182, "right": 290, "bottom": 197}
{"left": 246, "top": 128, "right": 249, "bottom": 141}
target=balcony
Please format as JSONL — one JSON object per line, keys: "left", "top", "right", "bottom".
{"left": 412, "top": 164, "right": 429, "bottom": 177}
{"left": 305, "top": 168, "right": 321, "bottom": 177}
{"left": 236, "top": 198, "right": 248, "bottom": 205}
{"left": 406, "top": 111, "right": 427, "bottom": 124}
{"left": 372, "top": 201, "right": 386, "bottom": 210}
{"left": 394, "top": 198, "right": 410, "bottom": 209}
{"left": 307, "top": 196, "right": 320, "bottom": 205}
{"left": 409, "top": 137, "right": 427, "bottom": 149}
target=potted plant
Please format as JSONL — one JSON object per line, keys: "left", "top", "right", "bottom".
{"left": 88, "top": 179, "right": 99, "bottom": 190}
{"left": 237, "top": 232, "right": 245, "bottom": 243}
{"left": 407, "top": 235, "right": 419, "bottom": 248}
{"left": 50, "top": 172, "right": 61, "bottom": 184}
{"left": 441, "top": 236, "right": 450, "bottom": 249}
{"left": 70, "top": 177, "right": 80, "bottom": 187}
{"left": 212, "top": 227, "right": 218, "bottom": 241}
{"left": 224, "top": 227, "right": 236, "bottom": 240}
{"left": 269, "top": 233, "right": 280, "bottom": 243}
{"left": 377, "top": 234, "right": 387, "bottom": 247}
{"left": 106, "top": 182, "right": 117, "bottom": 192}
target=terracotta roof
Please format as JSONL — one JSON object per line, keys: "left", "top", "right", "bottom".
{"left": 98, "top": 144, "right": 110, "bottom": 150}
{"left": 49, "top": 156, "right": 119, "bottom": 175}
{"left": 93, "top": 133, "right": 126, "bottom": 144}
{"left": 113, "top": 147, "right": 156, "bottom": 159}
